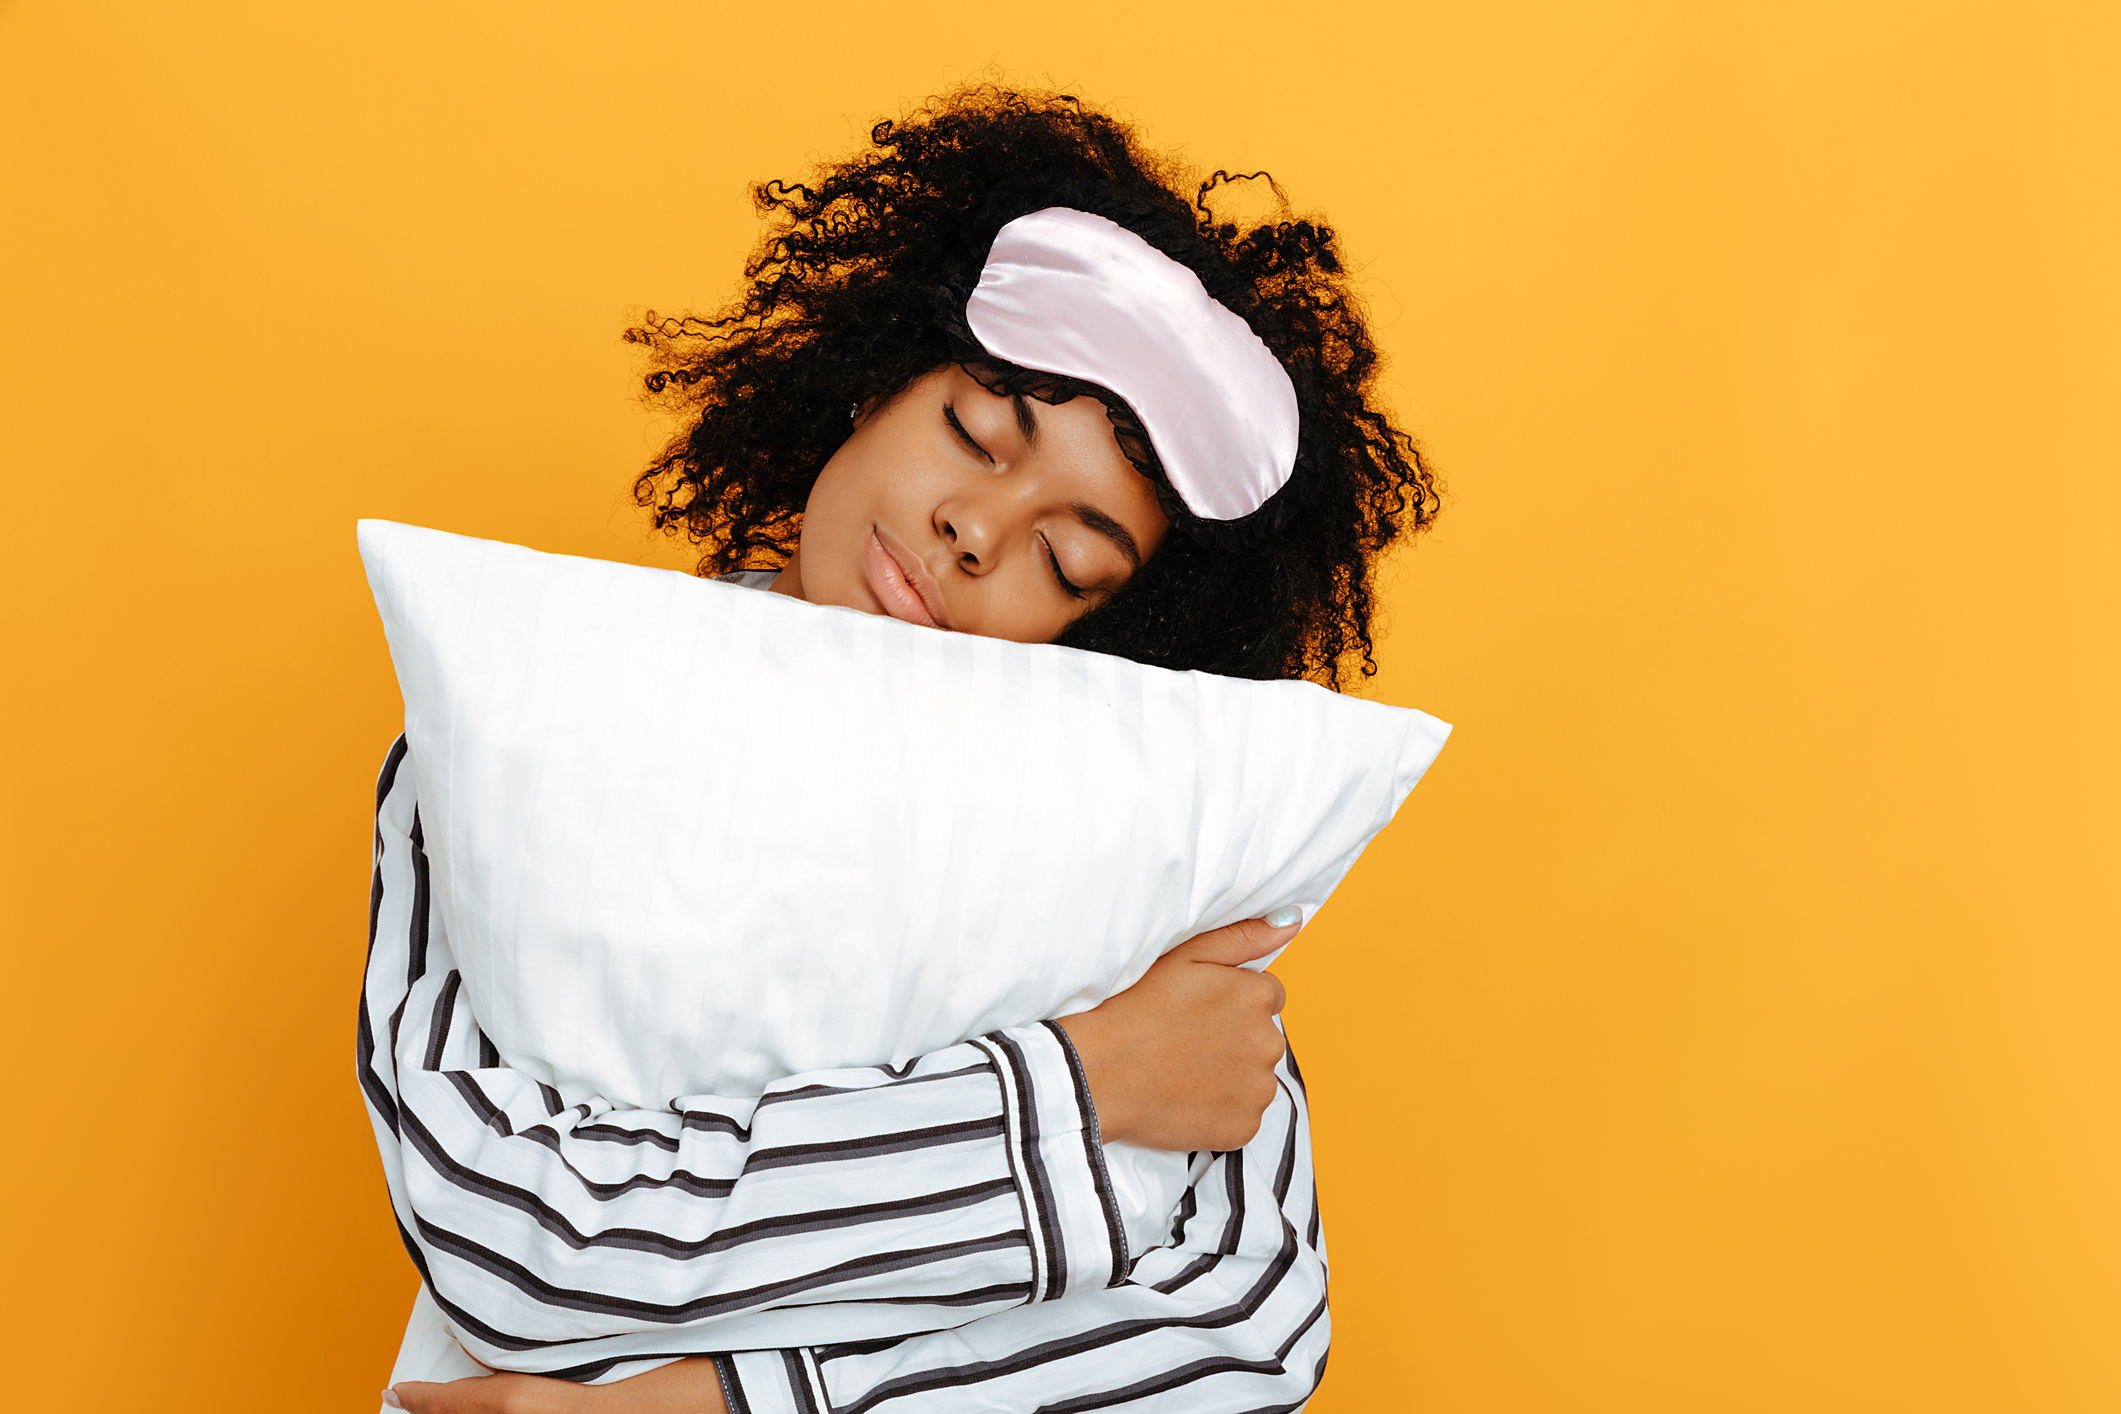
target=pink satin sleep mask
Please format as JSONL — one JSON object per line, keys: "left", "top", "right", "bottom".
{"left": 964, "top": 207, "right": 1300, "bottom": 525}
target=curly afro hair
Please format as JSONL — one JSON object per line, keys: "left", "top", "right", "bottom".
{"left": 627, "top": 86, "right": 1440, "bottom": 689}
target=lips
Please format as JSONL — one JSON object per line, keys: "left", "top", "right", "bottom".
{"left": 864, "top": 528, "right": 949, "bottom": 629}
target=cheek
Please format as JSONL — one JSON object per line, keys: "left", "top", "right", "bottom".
{"left": 810, "top": 433, "right": 942, "bottom": 529}
{"left": 983, "top": 564, "right": 1085, "bottom": 645}
{"left": 801, "top": 451, "right": 892, "bottom": 569}
{"left": 803, "top": 450, "right": 867, "bottom": 531}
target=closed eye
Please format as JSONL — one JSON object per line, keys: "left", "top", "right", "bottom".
{"left": 1041, "top": 535, "right": 1085, "bottom": 600}
{"left": 943, "top": 404, "right": 992, "bottom": 463}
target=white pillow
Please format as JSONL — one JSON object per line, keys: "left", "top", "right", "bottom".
{"left": 360, "top": 521, "right": 1449, "bottom": 1243}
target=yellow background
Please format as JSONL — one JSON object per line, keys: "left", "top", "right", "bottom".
{"left": 3, "top": 1, "right": 2115, "bottom": 1409}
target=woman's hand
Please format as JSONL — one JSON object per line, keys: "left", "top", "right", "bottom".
{"left": 1056, "top": 913, "right": 1296, "bottom": 1151}
{"left": 385, "top": 1357, "right": 730, "bottom": 1414}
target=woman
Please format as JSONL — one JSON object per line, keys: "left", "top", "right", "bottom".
{"left": 369, "top": 85, "right": 1438, "bottom": 1412}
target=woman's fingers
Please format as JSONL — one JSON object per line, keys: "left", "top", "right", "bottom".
{"left": 386, "top": 1373, "right": 592, "bottom": 1413}
{"left": 1170, "top": 911, "right": 1302, "bottom": 968}
{"left": 387, "top": 1380, "right": 496, "bottom": 1414}
{"left": 1173, "top": 915, "right": 1294, "bottom": 1017}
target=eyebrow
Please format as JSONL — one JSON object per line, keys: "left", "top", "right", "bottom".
{"left": 1071, "top": 501, "right": 1143, "bottom": 569}
{"left": 1009, "top": 391, "right": 1040, "bottom": 445}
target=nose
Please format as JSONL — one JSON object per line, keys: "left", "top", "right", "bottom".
{"left": 937, "top": 496, "right": 1001, "bottom": 576}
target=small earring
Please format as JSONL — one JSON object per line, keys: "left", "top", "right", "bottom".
{"left": 849, "top": 403, "right": 860, "bottom": 423}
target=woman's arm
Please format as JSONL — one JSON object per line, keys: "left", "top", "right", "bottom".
{"left": 390, "top": 1043, "right": 1325, "bottom": 1414}
{"left": 362, "top": 738, "right": 1126, "bottom": 1379}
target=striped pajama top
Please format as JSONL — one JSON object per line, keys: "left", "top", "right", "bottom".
{"left": 359, "top": 734, "right": 1332, "bottom": 1412}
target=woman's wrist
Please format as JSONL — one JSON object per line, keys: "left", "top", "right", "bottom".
{"left": 582, "top": 1358, "right": 730, "bottom": 1412}
{"left": 1054, "top": 1010, "right": 1138, "bottom": 1144}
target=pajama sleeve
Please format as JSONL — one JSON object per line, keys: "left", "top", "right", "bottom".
{"left": 715, "top": 1045, "right": 1330, "bottom": 1414}
{"left": 359, "top": 737, "right": 1132, "bottom": 1380}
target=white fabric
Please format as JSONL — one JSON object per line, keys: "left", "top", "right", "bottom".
{"left": 965, "top": 207, "right": 1301, "bottom": 522}
{"left": 386, "top": 1285, "right": 484, "bottom": 1403}
{"left": 359, "top": 519, "right": 1448, "bottom": 1243}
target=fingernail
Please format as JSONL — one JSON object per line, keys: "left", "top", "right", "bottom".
{"left": 1265, "top": 906, "right": 1302, "bottom": 929}
{"left": 381, "top": 1391, "right": 405, "bottom": 1410}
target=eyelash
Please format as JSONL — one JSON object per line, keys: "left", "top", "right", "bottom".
{"left": 1042, "top": 537, "right": 1085, "bottom": 600}
{"left": 943, "top": 404, "right": 991, "bottom": 462}
{"left": 945, "top": 402, "right": 1083, "bottom": 600}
